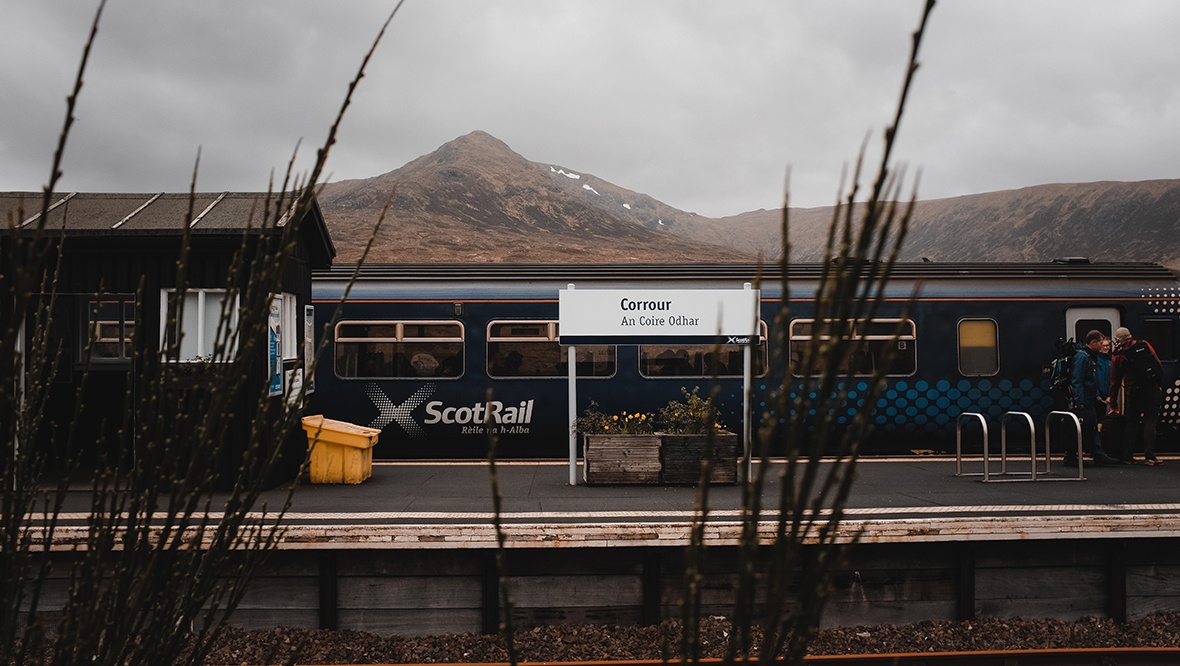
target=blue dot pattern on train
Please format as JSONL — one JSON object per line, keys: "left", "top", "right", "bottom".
{"left": 733, "top": 376, "right": 1180, "bottom": 433}
{"left": 729, "top": 378, "right": 1055, "bottom": 433}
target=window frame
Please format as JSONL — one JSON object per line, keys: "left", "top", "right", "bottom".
{"left": 333, "top": 319, "right": 465, "bottom": 380}
{"left": 280, "top": 292, "right": 299, "bottom": 361}
{"left": 788, "top": 317, "right": 917, "bottom": 377}
{"left": 638, "top": 320, "right": 769, "bottom": 379}
{"left": 159, "top": 288, "right": 240, "bottom": 363}
{"left": 485, "top": 319, "right": 616, "bottom": 379}
{"left": 957, "top": 317, "right": 1000, "bottom": 377}
{"left": 83, "top": 295, "right": 136, "bottom": 364}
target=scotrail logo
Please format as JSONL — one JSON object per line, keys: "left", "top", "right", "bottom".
{"left": 423, "top": 399, "right": 534, "bottom": 425}
{"left": 366, "top": 383, "right": 435, "bottom": 438}
{"left": 366, "top": 383, "right": 536, "bottom": 438}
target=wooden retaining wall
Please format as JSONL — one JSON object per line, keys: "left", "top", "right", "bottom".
{"left": 220, "top": 538, "right": 1180, "bottom": 635}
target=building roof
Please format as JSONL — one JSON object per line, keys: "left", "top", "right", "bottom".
{"left": 1, "top": 191, "right": 335, "bottom": 266}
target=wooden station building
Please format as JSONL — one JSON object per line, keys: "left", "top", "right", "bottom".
{"left": 1, "top": 191, "right": 335, "bottom": 485}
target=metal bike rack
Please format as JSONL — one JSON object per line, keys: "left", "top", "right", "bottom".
{"left": 956, "top": 411, "right": 1056, "bottom": 482}
{"left": 1045, "top": 410, "right": 1086, "bottom": 481}
{"left": 985, "top": 411, "right": 1039, "bottom": 483}
{"left": 954, "top": 412, "right": 988, "bottom": 478}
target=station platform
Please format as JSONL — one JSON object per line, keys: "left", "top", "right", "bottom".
{"left": 167, "top": 455, "right": 1180, "bottom": 550}
{"left": 35, "top": 455, "right": 1180, "bottom": 631}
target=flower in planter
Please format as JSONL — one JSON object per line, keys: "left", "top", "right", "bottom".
{"left": 656, "top": 386, "right": 728, "bottom": 434}
{"left": 574, "top": 401, "right": 655, "bottom": 434}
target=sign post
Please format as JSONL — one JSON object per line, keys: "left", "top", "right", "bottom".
{"left": 559, "top": 286, "right": 761, "bottom": 485}
{"left": 566, "top": 284, "right": 577, "bottom": 486}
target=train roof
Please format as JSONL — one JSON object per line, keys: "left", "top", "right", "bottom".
{"left": 316, "top": 260, "right": 1178, "bottom": 283}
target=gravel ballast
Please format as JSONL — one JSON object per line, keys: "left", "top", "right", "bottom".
{"left": 199, "top": 613, "right": 1180, "bottom": 664}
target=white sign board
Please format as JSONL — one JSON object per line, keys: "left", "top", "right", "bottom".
{"left": 558, "top": 288, "right": 760, "bottom": 344}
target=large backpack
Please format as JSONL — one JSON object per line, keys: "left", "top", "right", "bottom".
{"left": 1121, "top": 339, "right": 1162, "bottom": 387}
{"left": 1044, "top": 337, "right": 1076, "bottom": 401}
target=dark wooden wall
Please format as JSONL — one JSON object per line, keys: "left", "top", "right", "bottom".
{"left": 211, "top": 537, "right": 1180, "bottom": 635}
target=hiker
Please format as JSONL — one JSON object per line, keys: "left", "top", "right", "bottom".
{"left": 1109, "top": 327, "right": 1164, "bottom": 466}
{"left": 1065, "top": 330, "right": 1118, "bottom": 467}
{"left": 1095, "top": 335, "right": 1128, "bottom": 462}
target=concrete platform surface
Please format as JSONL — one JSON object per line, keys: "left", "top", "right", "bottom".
{"left": 38, "top": 456, "right": 1180, "bottom": 550}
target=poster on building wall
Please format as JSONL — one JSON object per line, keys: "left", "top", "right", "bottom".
{"left": 268, "top": 296, "right": 282, "bottom": 397}
{"left": 304, "top": 304, "right": 315, "bottom": 394}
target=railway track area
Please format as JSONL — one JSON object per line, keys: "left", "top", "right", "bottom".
{"left": 35, "top": 458, "right": 1180, "bottom": 637}
{"left": 804, "top": 650, "right": 1180, "bottom": 665}
{"left": 199, "top": 613, "right": 1180, "bottom": 665}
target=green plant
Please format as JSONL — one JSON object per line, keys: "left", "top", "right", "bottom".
{"left": 657, "top": 386, "right": 727, "bottom": 435}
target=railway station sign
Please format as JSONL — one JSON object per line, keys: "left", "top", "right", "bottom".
{"left": 558, "top": 288, "right": 761, "bottom": 344}
{"left": 559, "top": 285, "right": 760, "bottom": 485}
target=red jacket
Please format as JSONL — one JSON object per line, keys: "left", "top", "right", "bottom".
{"left": 1110, "top": 338, "right": 1161, "bottom": 394}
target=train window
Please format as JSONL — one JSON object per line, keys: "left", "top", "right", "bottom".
{"left": 487, "top": 320, "right": 615, "bottom": 378}
{"left": 1141, "top": 319, "right": 1177, "bottom": 361}
{"left": 1074, "top": 319, "right": 1112, "bottom": 341}
{"left": 958, "top": 319, "right": 999, "bottom": 376}
{"left": 334, "top": 320, "right": 464, "bottom": 379}
{"left": 639, "top": 321, "right": 768, "bottom": 378}
{"left": 789, "top": 318, "right": 916, "bottom": 376}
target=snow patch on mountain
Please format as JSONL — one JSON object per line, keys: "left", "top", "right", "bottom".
{"left": 551, "top": 166, "right": 581, "bottom": 180}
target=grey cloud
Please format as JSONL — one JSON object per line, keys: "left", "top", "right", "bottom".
{"left": 2, "top": 0, "right": 1178, "bottom": 217}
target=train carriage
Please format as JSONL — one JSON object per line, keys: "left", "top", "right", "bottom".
{"left": 310, "top": 261, "right": 1180, "bottom": 459}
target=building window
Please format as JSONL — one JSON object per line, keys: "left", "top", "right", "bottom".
{"left": 487, "top": 320, "right": 615, "bottom": 378}
{"left": 161, "top": 289, "right": 239, "bottom": 362}
{"left": 280, "top": 292, "right": 299, "bottom": 361}
{"left": 334, "top": 320, "right": 464, "bottom": 379}
{"left": 958, "top": 318, "right": 999, "bottom": 376}
{"left": 84, "top": 296, "right": 135, "bottom": 362}
{"left": 639, "top": 321, "right": 768, "bottom": 378}
{"left": 789, "top": 318, "right": 916, "bottom": 376}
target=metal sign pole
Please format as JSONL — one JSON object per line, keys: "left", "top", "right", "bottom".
{"left": 743, "top": 282, "right": 753, "bottom": 481}
{"left": 567, "top": 283, "right": 578, "bottom": 485}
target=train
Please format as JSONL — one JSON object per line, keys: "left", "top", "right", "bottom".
{"left": 308, "top": 260, "right": 1180, "bottom": 459}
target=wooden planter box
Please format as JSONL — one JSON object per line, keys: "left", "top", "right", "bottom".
{"left": 659, "top": 432, "right": 738, "bottom": 485}
{"left": 582, "top": 434, "right": 662, "bottom": 485}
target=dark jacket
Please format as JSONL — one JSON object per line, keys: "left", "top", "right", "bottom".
{"left": 1069, "top": 343, "right": 1098, "bottom": 407}
{"left": 1096, "top": 351, "right": 1112, "bottom": 399}
{"left": 1111, "top": 338, "right": 1161, "bottom": 393}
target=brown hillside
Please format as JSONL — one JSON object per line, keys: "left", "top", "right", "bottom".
{"left": 693, "top": 183, "right": 1180, "bottom": 269}
{"left": 318, "top": 131, "right": 1180, "bottom": 270}
{"left": 318, "top": 131, "right": 747, "bottom": 264}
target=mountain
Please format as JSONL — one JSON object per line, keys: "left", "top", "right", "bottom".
{"left": 318, "top": 131, "right": 1180, "bottom": 270}
{"left": 705, "top": 181, "right": 1180, "bottom": 268}
{"left": 317, "top": 131, "right": 748, "bottom": 264}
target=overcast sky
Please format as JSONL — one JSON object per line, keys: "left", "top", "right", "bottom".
{"left": 2, "top": 1, "right": 1178, "bottom": 217}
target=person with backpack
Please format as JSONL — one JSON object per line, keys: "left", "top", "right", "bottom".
{"left": 1109, "top": 326, "right": 1164, "bottom": 466}
{"left": 1095, "top": 335, "right": 1129, "bottom": 463}
{"left": 1065, "top": 330, "right": 1119, "bottom": 467}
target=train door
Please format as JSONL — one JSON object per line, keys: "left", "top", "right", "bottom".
{"left": 1065, "top": 306, "right": 1120, "bottom": 341}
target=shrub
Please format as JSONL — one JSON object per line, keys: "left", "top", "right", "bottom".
{"left": 657, "top": 386, "right": 727, "bottom": 435}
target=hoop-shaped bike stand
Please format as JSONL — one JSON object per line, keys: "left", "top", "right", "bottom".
{"left": 957, "top": 411, "right": 1075, "bottom": 482}
{"left": 1045, "top": 410, "right": 1086, "bottom": 481}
